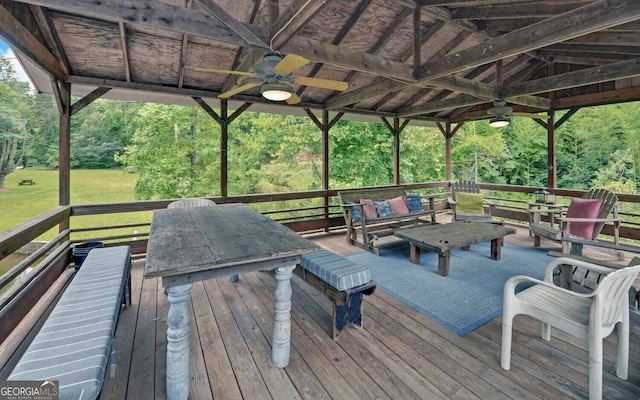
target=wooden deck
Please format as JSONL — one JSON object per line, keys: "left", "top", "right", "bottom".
{"left": 93, "top": 221, "right": 640, "bottom": 400}
{"left": 4, "top": 221, "right": 640, "bottom": 399}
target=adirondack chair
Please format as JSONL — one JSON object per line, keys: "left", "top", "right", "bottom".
{"left": 529, "top": 188, "right": 621, "bottom": 254}
{"left": 447, "top": 180, "right": 496, "bottom": 222}
{"left": 501, "top": 256, "right": 640, "bottom": 400}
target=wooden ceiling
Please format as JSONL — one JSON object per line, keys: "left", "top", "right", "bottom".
{"left": 2, "top": 0, "right": 640, "bottom": 124}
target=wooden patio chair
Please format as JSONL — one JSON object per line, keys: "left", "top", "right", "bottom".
{"left": 447, "top": 180, "right": 496, "bottom": 222}
{"left": 529, "top": 188, "right": 621, "bottom": 254}
{"left": 501, "top": 256, "right": 640, "bottom": 400}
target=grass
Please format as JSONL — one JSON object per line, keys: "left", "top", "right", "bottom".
{"left": 1, "top": 168, "right": 144, "bottom": 276}
{"left": 1, "top": 168, "right": 145, "bottom": 240}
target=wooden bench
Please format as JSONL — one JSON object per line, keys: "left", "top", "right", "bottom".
{"left": 338, "top": 187, "right": 437, "bottom": 254}
{"left": 9, "top": 245, "right": 132, "bottom": 399}
{"left": 294, "top": 249, "right": 376, "bottom": 339}
{"left": 18, "top": 179, "right": 35, "bottom": 185}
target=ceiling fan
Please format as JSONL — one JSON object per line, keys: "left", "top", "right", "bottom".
{"left": 195, "top": 51, "right": 349, "bottom": 104}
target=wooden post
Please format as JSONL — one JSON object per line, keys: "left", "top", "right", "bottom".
{"left": 393, "top": 117, "right": 400, "bottom": 184}
{"left": 57, "top": 81, "right": 71, "bottom": 207}
{"left": 220, "top": 99, "right": 228, "bottom": 197}
{"left": 547, "top": 109, "right": 556, "bottom": 188}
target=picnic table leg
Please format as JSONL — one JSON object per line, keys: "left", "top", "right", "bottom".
{"left": 491, "top": 238, "right": 503, "bottom": 260}
{"left": 437, "top": 251, "right": 451, "bottom": 276}
{"left": 409, "top": 244, "right": 421, "bottom": 264}
{"left": 272, "top": 265, "right": 295, "bottom": 367}
{"left": 166, "top": 283, "right": 193, "bottom": 400}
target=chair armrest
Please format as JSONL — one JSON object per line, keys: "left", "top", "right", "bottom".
{"left": 504, "top": 273, "right": 594, "bottom": 299}
{"left": 340, "top": 202, "right": 362, "bottom": 207}
{"left": 557, "top": 216, "right": 621, "bottom": 224}
{"left": 544, "top": 257, "right": 617, "bottom": 281}
{"left": 527, "top": 209, "right": 565, "bottom": 215}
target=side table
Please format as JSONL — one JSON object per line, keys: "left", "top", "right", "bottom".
{"left": 527, "top": 202, "right": 564, "bottom": 236}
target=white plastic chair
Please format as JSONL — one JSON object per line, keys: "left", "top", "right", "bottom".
{"left": 501, "top": 256, "right": 640, "bottom": 400}
{"left": 167, "top": 198, "right": 216, "bottom": 208}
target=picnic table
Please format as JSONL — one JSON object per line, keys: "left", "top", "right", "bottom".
{"left": 145, "top": 203, "right": 319, "bottom": 400}
{"left": 18, "top": 179, "right": 35, "bottom": 185}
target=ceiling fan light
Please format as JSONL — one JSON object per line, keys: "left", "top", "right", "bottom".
{"left": 489, "top": 116, "right": 510, "bottom": 128}
{"left": 261, "top": 83, "right": 293, "bottom": 101}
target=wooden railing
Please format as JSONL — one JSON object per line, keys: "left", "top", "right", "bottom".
{"left": 3, "top": 182, "right": 640, "bottom": 350}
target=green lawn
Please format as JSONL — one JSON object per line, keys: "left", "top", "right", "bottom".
{"left": 1, "top": 168, "right": 141, "bottom": 238}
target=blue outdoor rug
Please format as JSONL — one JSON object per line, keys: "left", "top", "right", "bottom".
{"left": 346, "top": 241, "right": 550, "bottom": 335}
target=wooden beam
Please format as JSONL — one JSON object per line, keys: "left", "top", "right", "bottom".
{"left": 0, "top": 5, "right": 65, "bottom": 79}
{"left": 283, "top": 36, "right": 416, "bottom": 82}
{"left": 295, "top": 0, "right": 372, "bottom": 98}
{"left": 506, "top": 57, "right": 640, "bottom": 98}
{"left": 505, "top": 95, "right": 551, "bottom": 110}
{"left": 195, "top": 0, "right": 268, "bottom": 49}
{"left": 70, "top": 87, "right": 112, "bottom": 116}
{"left": 325, "top": 80, "right": 406, "bottom": 109}
{"left": 28, "top": 5, "right": 70, "bottom": 75}
{"left": 418, "top": 1, "right": 640, "bottom": 81}
{"left": 552, "top": 86, "right": 640, "bottom": 110}
{"left": 228, "top": 102, "right": 252, "bottom": 124}
{"left": 398, "top": 94, "right": 486, "bottom": 118}
{"left": 192, "top": 97, "right": 221, "bottom": 124}
{"left": 270, "top": 0, "right": 332, "bottom": 47}
{"left": 19, "top": 0, "right": 269, "bottom": 49}
{"left": 118, "top": 22, "right": 132, "bottom": 83}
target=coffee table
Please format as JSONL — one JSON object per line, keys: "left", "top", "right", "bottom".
{"left": 393, "top": 221, "right": 516, "bottom": 276}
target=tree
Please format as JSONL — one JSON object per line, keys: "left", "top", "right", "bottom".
{"left": 115, "top": 103, "right": 220, "bottom": 199}
{"left": 0, "top": 60, "right": 31, "bottom": 189}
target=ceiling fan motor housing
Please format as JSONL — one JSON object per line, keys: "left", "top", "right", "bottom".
{"left": 255, "top": 52, "right": 290, "bottom": 83}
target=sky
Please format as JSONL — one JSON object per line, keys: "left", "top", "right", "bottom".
{"left": 1, "top": 39, "right": 33, "bottom": 83}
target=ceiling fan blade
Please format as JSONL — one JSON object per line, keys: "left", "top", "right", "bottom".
{"left": 195, "top": 67, "right": 255, "bottom": 77}
{"left": 218, "top": 82, "right": 262, "bottom": 99}
{"left": 286, "top": 93, "right": 302, "bottom": 105}
{"left": 274, "top": 54, "right": 309, "bottom": 74}
{"left": 294, "top": 76, "right": 348, "bottom": 91}
{"left": 512, "top": 112, "right": 549, "bottom": 120}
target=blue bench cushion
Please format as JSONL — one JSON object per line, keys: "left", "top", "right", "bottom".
{"left": 300, "top": 250, "right": 371, "bottom": 291}
{"left": 9, "top": 245, "right": 131, "bottom": 400}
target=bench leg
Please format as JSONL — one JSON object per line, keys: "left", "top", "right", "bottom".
{"left": 110, "top": 340, "right": 117, "bottom": 378}
{"left": 333, "top": 292, "right": 365, "bottom": 340}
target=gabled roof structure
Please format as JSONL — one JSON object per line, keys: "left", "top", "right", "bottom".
{"left": 2, "top": 0, "right": 640, "bottom": 126}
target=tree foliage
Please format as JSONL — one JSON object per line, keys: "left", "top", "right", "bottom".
{"left": 0, "top": 60, "right": 31, "bottom": 188}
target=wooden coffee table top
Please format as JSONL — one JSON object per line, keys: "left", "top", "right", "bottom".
{"left": 394, "top": 221, "right": 515, "bottom": 254}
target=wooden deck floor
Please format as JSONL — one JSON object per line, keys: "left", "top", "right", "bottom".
{"left": 95, "top": 221, "right": 640, "bottom": 400}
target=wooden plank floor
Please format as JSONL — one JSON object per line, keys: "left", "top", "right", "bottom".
{"left": 98, "top": 221, "right": 640, "bottom": 399}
